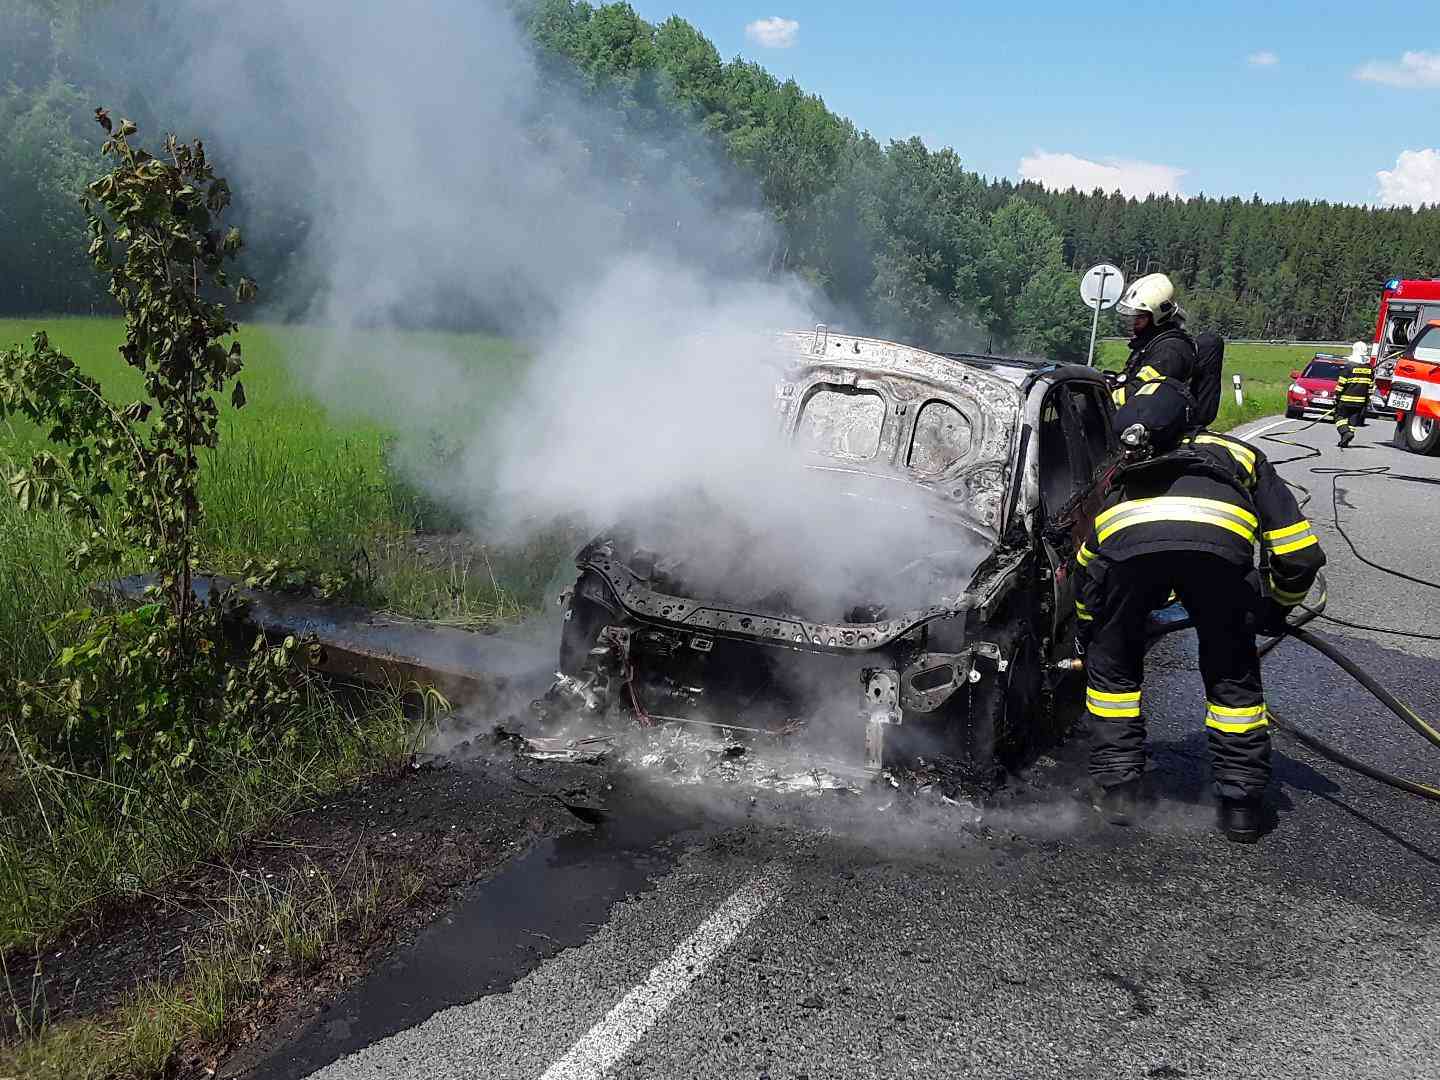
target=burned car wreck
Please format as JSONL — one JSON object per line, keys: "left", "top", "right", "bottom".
{"left": 539, "top": 328, "right": 1119, "bottom": 777}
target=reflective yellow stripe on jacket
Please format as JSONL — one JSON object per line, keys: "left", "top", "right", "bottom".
{"left": 1204, "top": 702, "right": 1269, "bottom": 735}
{"left": 1262, "top": 519, "right": 1319, "bottom": 556}
{"left": 1191, "top": 434, "right": 1257, "bottom": 487}
{"left": 1337, "top": 369, "right": 1374, "bottom": 403}
{"left": 1095, "top": 496, "right": 1258, "bottom": 545}
{"left": 1268, "top": 576, "right": 1310, "bottom": 605}
{"left": 1088, "top": 687, "right": 1141, "bottom": 718}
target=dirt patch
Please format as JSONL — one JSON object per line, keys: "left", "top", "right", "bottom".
{"left": 1, "top": 749, "right": 601, "bottom": 1070}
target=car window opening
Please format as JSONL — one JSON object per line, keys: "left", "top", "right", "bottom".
{"left": 907, "top": 399, "right": 973, "bottom": 475}
{"left": 1066, "top": 385, "right": 1111, "bottom": 471}
{"left": 1037, "top": 395, "right": 1073, "bottom": 513}
{"left": 796, "top": 386, "right": 886, "bottom": 461}
{"left": 1408, "top": 324, "right": 1440, "bottom": 363}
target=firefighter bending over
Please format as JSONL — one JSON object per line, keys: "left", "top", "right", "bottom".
{"left": 1335, "top": 342, "right": 1375, "bottom": 447}
{"left": 1109, "top": 273, "right": 1197, "bottom": 408}
{"left": 1074, "top": 379, "right": 1326, "bottom": 842}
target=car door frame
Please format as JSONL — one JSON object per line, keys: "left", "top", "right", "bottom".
{"left": 1012, "top": 367, "right": 1118, "bottom": 652}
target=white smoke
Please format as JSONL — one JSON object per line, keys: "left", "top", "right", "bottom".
{"left": 164, "top": 0, "right": 819, "bottom": 528}
{"left": 142, "top": 0, "right": 993, "bottom": 629}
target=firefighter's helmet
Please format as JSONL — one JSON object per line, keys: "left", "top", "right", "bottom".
{"left": 1351, "top": 341, "right": 1369, "bottom": 365}
{"left": 1116, "top": 272, "right": 1179, "bottom": 325}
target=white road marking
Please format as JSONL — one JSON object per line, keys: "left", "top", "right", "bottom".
{"left": 538, "top": 861, "right": 790, "bottom": 1080}
{"left": 1236, "top": 416, "right": 1296, "bottom": 444}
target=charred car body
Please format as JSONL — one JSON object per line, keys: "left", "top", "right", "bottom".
{"left": 543, "top": 328, "right": 1119, "bottom": 776}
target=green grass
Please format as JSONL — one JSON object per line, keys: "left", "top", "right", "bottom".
{"left": 0, "top": 317, "right": 555, "bottom": 663}
{"left": 0, "top": 848, "right": 424, "bottom": 1080}
{"left": 0, "top": 316, "right": 542, "bottom": 984}
{"left": 1096, "top": 339, "right": 1320, "bottom": 431}
{"left": 0, "top": 682, "right": 425, "bottom": 952}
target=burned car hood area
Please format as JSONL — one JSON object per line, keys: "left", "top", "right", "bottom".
{"left": 540, "top": 329, "right": 1082, "bottom": 779}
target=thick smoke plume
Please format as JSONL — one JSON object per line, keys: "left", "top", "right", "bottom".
{"left": 159, "top": 0, "right": 810, "bottom": 532}
{"left": 153, "top": 0, "right": 989, "bottom": 624}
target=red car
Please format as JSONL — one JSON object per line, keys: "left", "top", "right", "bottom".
{"left": 1296, "top": 355, "right": 1382, "bottom": 423}
{"left": 1285, "top": 353, "right": 1348, "bottom": 420}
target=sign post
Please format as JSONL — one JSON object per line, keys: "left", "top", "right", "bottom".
{"left": 1079, "top": 263, "right": 1125, "bottom": 367}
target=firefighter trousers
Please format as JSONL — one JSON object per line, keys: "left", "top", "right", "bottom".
{"left": 1336, "top": 399, "right": 1366, "bottom": 438}
{"left": 1085, "top": 551, "right": 1270, "bottom": 802}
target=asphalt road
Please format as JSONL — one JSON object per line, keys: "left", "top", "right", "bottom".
{"left": 257, "top": 415, "right": 1440, "bottom": 1080}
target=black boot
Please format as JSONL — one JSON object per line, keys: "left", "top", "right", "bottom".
{"left": 1338, "top": 427, "right": 1354, "bottom": 448}
{"left": 1218, "top": 798, "right": 1262, "bottom": 843}
{"left": 1094, "top": 778, "right": 1145, "bottom": 826}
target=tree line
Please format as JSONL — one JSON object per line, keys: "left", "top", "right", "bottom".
{"left": 4, "top": 0, "right": 1438, "bottom": 357}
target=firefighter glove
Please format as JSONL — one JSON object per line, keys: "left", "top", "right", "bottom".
{"left": 1256, "top": 598, "right": 1291, "bottom": 638}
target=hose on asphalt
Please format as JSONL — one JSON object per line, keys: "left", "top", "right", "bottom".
{"left": 1144, "top": 592, "right": 1440, "bottom": 803}
{"left": 1250, "top": 418, "right": 1440, "bottom": 798}
{"left": 1258, "top": 418, "right": 1440, "bottom": 639}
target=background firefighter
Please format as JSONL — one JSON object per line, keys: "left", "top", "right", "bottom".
{"left": 1109, "top": 272, "right": 1197, "bottom": 408}
{"left": 1335, "top": 341, "right": 1375, "bottom": 446}
{"left": 1074, "top": 379, "right": 1326, "bottom": 842}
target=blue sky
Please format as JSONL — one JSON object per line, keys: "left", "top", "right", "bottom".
{"left": 629, "top": 2, "right": 1440, "bottom": 207}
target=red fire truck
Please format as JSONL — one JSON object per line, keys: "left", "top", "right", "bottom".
{"left": 1371, "top": 278, "right": 1440, "bottom": 455}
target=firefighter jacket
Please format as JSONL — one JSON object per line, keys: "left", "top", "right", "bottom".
{"left": 1336, "top": 361, "right": 1375, "bottom": 406}
{"left": 1075, "top": 430, "right": 1327, "bottom": 627}
{"left": 1112, "top": 325, "right": 1197, "bottom": 407}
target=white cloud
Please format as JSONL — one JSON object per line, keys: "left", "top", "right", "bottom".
{"left": 1377, "top": 148, "right": 1440, "bottom": 207}
{"left": 1247, "top": 50, "right": 1279, "bottom": 67}
{"left": 744, "top": 17, "right": 799, "bottom": 49}
{"left": 1018, "top": 150, "right": 1187, "bottom": 198}
{"left": 1354, "top": 50, "right": 1440, "bottom": 88}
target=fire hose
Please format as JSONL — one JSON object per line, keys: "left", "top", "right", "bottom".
{"left": 1139, "top": 592, "right": 1440, "bottom": 803}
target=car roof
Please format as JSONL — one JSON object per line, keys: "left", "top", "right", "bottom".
{"left": 937, "top": 351, "right": 1056, "bottom": 386}
{"left": 773, "top": 328, "right": 1050, "bottom": 397}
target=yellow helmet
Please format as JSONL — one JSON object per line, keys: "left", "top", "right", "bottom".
{"left": 1116, "top": 272, "right": 1179, "bottom": 325}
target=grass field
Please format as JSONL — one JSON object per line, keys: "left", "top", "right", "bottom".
{"left": 0, "top": 316, "right": 553, "bottom": 962}
{"left": 0, "top": 317, "right": 566, "bottom": 671}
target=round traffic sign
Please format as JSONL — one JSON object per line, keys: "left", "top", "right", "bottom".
{"left": 1080, "top": 263, "right": 1126, "bottom": 310}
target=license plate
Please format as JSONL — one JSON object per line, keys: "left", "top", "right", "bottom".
{"left": 1388, "top": 390, "right": 1417, "bottom": 410}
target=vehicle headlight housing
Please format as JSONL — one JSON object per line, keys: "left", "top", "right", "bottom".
{"left": 1289, "top": 383, "right": 1306, "bottom": 395}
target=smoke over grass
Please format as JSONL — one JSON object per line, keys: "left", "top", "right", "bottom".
{"left": 162, "top": 0, "right": 821, "bottom": 538}
{"left": 144, "top": 0, "right": 1000, "bottom": 634}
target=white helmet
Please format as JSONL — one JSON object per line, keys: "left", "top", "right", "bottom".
{"left": 1350, "top": 341, "right": 1368, "bottom": 364}
{"left": 1116, "top": 272, "right": 1179, "bottom": 324}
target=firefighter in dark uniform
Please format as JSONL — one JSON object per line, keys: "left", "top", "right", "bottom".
{"left": 1074, "top": 379, "right": 1326, "bottom": 841}
{"left": 1108, "top": 272, "right": 1197, "bottom": 408}
{"left": 1335, "top": 344, "right": 1375, "bottom": 447}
